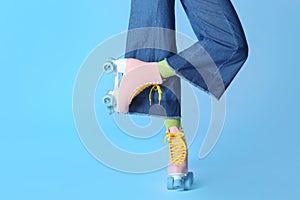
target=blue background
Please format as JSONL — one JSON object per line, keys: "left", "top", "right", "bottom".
{"left": 1, "top": 0, "right": 300, "bottom": 199}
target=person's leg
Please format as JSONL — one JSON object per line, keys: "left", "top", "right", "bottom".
{"left": 122, "top": 0, "right": 192, "bottom": 189}
{"left": 124, "top": 0, "right": 181, "bottom": 118}
{"left": 120, "top": 0, "right": 248, "bottom": 107}
{"left": 166, "top": 0, "right": 248, "bottom": 99}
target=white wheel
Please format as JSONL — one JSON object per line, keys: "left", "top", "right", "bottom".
{"left": 103, "top": 61, "right": 115, "bottom": 73}
{"left": 103, "top": 95, "right": 114, "bottom": 107}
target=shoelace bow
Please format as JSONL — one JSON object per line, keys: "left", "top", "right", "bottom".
{"left": 130, "top": 84, "right": 162, "bottom": 105}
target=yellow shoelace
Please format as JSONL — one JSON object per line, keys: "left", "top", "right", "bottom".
{"left": 130, "top": 84, "right": 162, "bottom": 105}
{"left": 164, "top": 131, "right": 187, "bottom": 165}
{"left": 149, "top": 85, "right": 162, "bottom": 105}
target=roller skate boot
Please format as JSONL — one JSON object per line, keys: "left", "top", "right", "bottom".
{"left": 102, "top": 58, "right": 163, "bottom": 113}
{"left": 164, "top": 126, "right": 194, "bottom": 190}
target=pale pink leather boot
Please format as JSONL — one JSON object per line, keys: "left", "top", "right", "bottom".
{"left": 112, "top": 58, "right": 163, "bottom": 113}
{"left": 164, "top": 126, "right": 194, "bottom": 190}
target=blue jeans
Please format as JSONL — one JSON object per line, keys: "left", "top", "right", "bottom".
{"left": 125, "top": 0, "right": 248, "bottom": 117}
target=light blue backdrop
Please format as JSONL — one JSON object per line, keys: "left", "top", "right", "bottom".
{"left": 1, "top": 0, "right": 300, "bottom": 199}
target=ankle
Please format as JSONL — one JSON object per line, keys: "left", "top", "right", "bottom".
{"left": 158, "top": 59, "right": 176, "bottom": 78}
{"left": 164, "top": 118, "right": 181, "bottom": 130}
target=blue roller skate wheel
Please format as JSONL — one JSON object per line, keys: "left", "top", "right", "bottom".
{"left": 103, "top": 95, "right": 114, "bottom": 107}
{"left": 103, "top": 61, "right": 115, "bottom": 74}
{"left": 173, "top": 179, "right": 183, "bottom": 190}
{"left": 189, "top": 172, "right": 194, "bottom": 185}
{"left": 184, "top": 172, "right": 194, "bottom": 190}
{"left": 167, "top": 177, "right": 174, "bottom": 190}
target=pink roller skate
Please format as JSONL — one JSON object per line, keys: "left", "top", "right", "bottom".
{"left": 102, "top": 58, "right": 163, "bottom": 113}
{"left": 164, "top": 126, "right": 194, "bottom": 190}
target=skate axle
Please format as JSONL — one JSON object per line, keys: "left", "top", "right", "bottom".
{"left": 103, "top": 61, "right": 116, "bottom": 74}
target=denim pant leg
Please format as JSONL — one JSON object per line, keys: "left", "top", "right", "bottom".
{"left": 125, "top": 0, "right": 181, "bottom": 117}
{"left": 167, "top": 0, "right": 248, "bottom": 99}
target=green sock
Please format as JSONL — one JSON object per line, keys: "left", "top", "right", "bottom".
{"left": 158, "top": 60, "right": 176, "bottom": 78}
{"left": 164, "top": 118, "right": 181, "bottom": 129}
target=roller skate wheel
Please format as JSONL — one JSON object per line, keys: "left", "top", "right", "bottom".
{"left": 167, "top": 176, "right": 184, "bottom": 190}
{"left": 183, "top": 172, "right": 194, "bottom": 190}
{"left": 167, "top": 177, "right": 174, "bottom": 190}
{"left": 173, "top": 179, "right": 183, "bottom": 189}
{"left": 103, "top": 95, "right": 114, "bottom": 107}
{"left": 189, "top": 172, "right": 194, "bottom": 185}
{"left": 103, "top": 61, "right": 115, "bottom": 73}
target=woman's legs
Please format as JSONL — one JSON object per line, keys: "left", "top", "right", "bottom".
{"left": 120, "top": 0, "right": 248, "bottom": 189}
